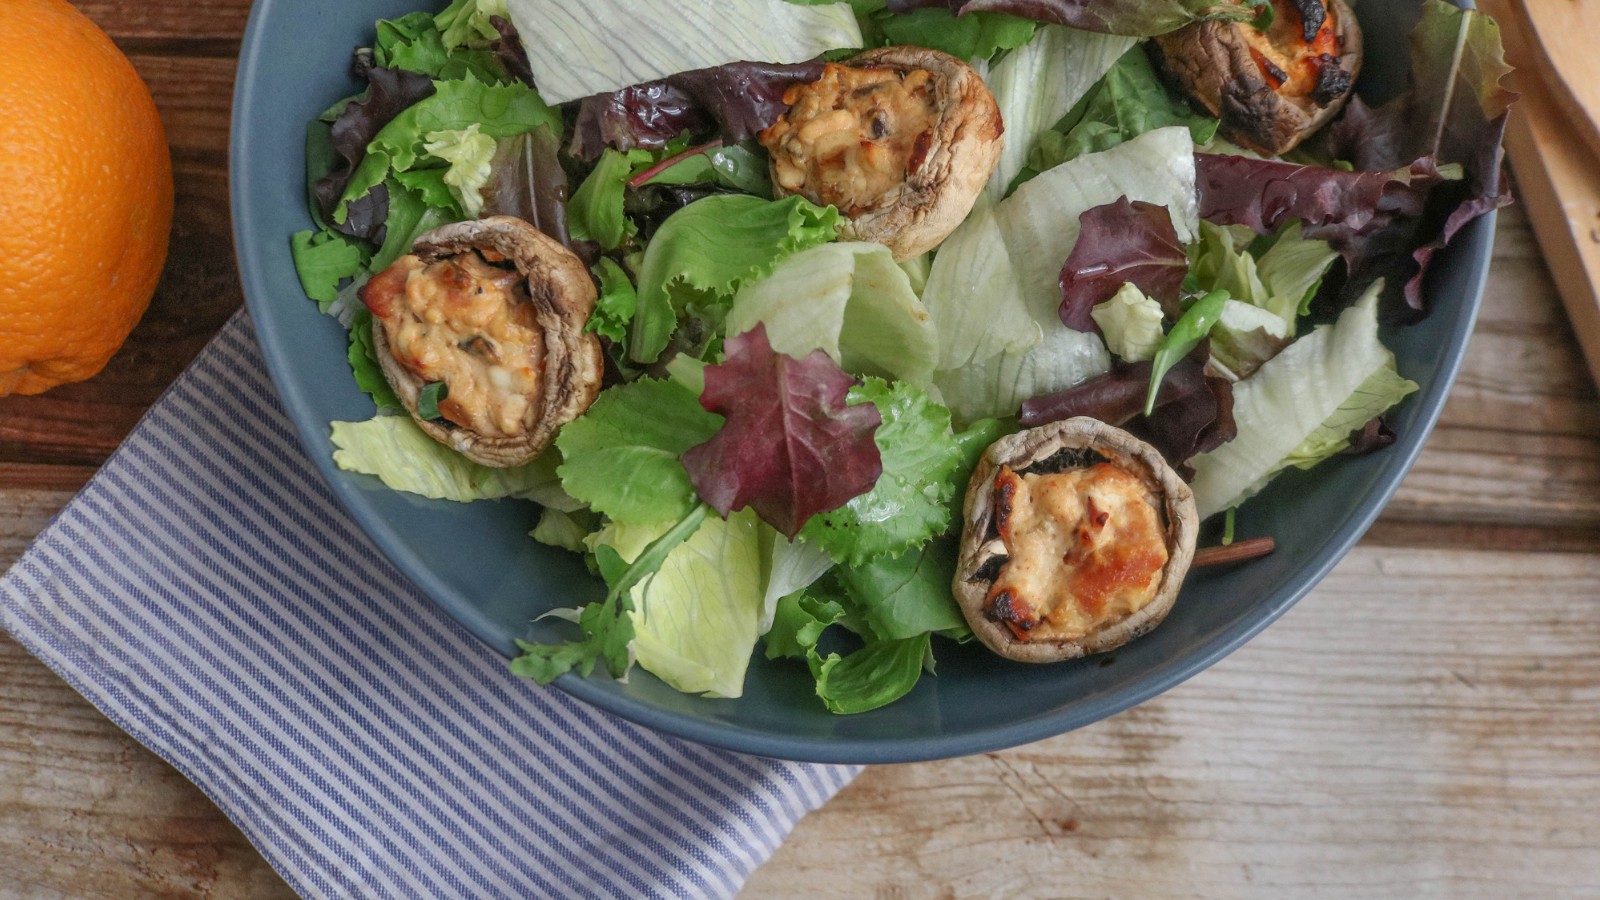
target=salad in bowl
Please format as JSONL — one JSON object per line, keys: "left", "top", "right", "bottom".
{"left": 283, "top": 0, "right": 1512, "bottom": 723}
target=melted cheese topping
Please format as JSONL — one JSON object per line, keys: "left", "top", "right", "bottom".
{"left": 1240, "top": 0, "right": 1342, "bottom": 99}
{"left": 760, "top": 63, "right": 939, "bottom": 217}
{"left": 360, "top": 250, "right": 543, "bottom": 437}
{"left": 984, "top": 464, "right": 1169, "bottom": 643}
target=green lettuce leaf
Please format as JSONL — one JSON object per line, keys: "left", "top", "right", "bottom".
{"left": 345, "top": 309, "right": 403, "bottom": 413}
{"left": 436, "top": 0, "right": 507, "bottom": 50}
{"left": 513, "top": 504, "right": 707, "bottom": 685}
{"left": 764, "top": 590, "right": 848, "bottom": 661}
{"left": 505, "top": 0, "right": 861, "bottom": 105}
{"left": 569, "top": 148, "right": 652, "bottom": 251}
{"left": 330, "top": 416, "right": 581, "bottom": 507}
{"left": 1283, "top": 364, "right": 1420, "bottom": 469}
{"left": 530, "top": 507, "right": 595, "bottom": 553}
{"left": 422, "top": 124, "right": 498, "bottom": 217}
{"left": 375, "top": 12, "right": 448, "bottom": 74}
{"left": 639, "top": 143, "right": 774, "bottom": 199}
{"left": 1023, "top": 45, "right": 1219, "bottom": 179}
{"left": 879, "top": 7, "right": 1035, "bottom": 60}
{"left": 798, "top": 378, "right": 963, "bottom": 565}
{"left": 338, "top": 74, "right": 559, "bottom": 223}
{"left": 629, "top": 194, "right": 840, "bottom": 364}
{"left": 813, "top": 633, "right": 930, "bottom": 715}
{"left": 725, "top": 242, "right": 938, "bottom": 387}
{"left": 588, "top": 508, "right": 766, "bottom": 698}
{"left": 1188, "top": 284, "right": 1420, "bottom": 518}
{"left": 290, "top": 230, "right": 367, "bottom": 304}
{"left": 372, "top": 179, "right": 461, "bottom": 273}
{"left": 833, "top": 538, "right": 966, "bottom": 642}
{"left": 586, "top": 257, "right": 638, "bottom": 344}
{"left": 554, "top": 378, "right": 723, "bottom": 525}
{"left": 760, "top": 529, "right": 836, "bottom": 632}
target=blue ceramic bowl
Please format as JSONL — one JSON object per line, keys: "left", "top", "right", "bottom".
{"left": 231, "top": 0, "right": 1492, "bottom": 763}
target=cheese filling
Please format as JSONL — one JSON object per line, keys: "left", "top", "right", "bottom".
{"left": 760, "top": 62, "right": 939, "bottom": 217}
{"left": 984, "top": 463, "right": 1170, "bottom": 643}
{"left": 360, "top": 250, "right": 543, "bottom": 438}
{"left": 1241, "top": 0, "right": 1343, "bottom": 100}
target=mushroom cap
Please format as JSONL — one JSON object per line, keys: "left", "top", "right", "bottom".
{"left": 771, "top": 45, "right": 1003, "bottom": 261}
{"left": 1150, "top": 0, "right": 1363, "bottom": 156}
{"left": 371, "top": 216, "right": 604, "bottom": 468}
{"left": 953, "top": 418, "right": 1200, "bottom": 664}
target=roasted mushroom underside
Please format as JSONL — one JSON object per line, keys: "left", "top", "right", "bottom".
{"left": 371, "top": 216, "right": 604, "bottom": 468}
{"left": 1150, "top": 0, "right": 1362, "bottom": 156}
{"left": 953, "top": 417, "right": 1200, "bottom": 664}
{"left": 763, "top": 45, "right": 1002, "bottom": 261}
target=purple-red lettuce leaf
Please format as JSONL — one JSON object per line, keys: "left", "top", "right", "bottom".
{"left": 684, "top": 324, "right": 884, "bottom": 539}
{"left": 488, "top": 15, "right": 535, "bottom": 88}
{"left": 314, "top": 67, "right": 437, "bottom": 241}
{"left": 1341, "top": 416, "right": 1396, "bottom": 457}
{"left": 1059, "top": 197, "right": 1187, "bottom": 333}
{"left": 1195, "top": 153, "right": 1440, "bottom": 240}
{"left": 1018, "top": 343, "right": 1234, "bottom": 476}
{"left": 1221, "top": 1, "right": 1516, "bottom": 318}
{"left": 571, "top": 60, "right": 824, "bottom": 161}
{"left": 477, "top": 126, "right": 595, "bottom": 264}
{"left": 882, "top": 0, "right": 1262, "bottom": 37}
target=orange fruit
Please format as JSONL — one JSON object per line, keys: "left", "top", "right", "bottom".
{"left": 0, "top": 0, "right": 173, "bottom": 396}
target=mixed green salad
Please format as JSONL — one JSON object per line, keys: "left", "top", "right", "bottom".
{"left": 291, "top": 0, "right": 1513, "bottom": 713}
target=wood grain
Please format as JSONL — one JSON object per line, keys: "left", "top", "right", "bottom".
{"left": 1513, "top": 0, "right": 1600, "bottom": 169}
{"left": 1477, "top": 0, "right": 1600, "bottom": 393}
{"left": 0, "top": 632, "right": 293, "bottom": 899}
{"left": 748, "top": 546, "right": 1600, "bottom": 899}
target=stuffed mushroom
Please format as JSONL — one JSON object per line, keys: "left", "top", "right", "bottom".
{"left": 954, "top": 418, "right": 1199, "bottom": 664}
{"left": 759, "top": 46, "right": 1003, "bottom": 261}
{"left": 358, "top": 216, "right": 603, "bottom": 468}
{"left": 1151, "top": 0, "right": 1363, "bottom": 156}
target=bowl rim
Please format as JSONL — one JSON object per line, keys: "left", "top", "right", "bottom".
{"left": 230, "top": 0, "right": 1491, "bottom": 764}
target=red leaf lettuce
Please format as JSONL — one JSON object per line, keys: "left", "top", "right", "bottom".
{"left": 1059, "top": 197, "right": 1188, "bottom": 332}
{"left": 684, "top": 325, "right": 884, "bottom": 538}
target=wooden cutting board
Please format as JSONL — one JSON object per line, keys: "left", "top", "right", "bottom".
{"left": 1476, "top": 0, "right": 1600, "bottom": 390}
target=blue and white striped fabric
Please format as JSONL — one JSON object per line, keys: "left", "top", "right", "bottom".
{"left": 0, "top": 312, "right": 860, "bottom": 899}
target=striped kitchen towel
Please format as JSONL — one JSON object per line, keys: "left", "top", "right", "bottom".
{"left": 0, "top": 312, "right": 859, "bottom": 899}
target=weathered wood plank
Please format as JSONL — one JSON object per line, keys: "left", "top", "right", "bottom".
{"left": 0, "top": 633, "right": 294, "bottom": 899}
{"left": 748, "top": 547, "right": 1600, "bottom": 898}
{"left": 72, "top": 0, "right": 251, "bottom": 43}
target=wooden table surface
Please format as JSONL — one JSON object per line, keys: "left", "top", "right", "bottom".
{"left": 3, "top": 3, "right": 1599, "bottom": 897}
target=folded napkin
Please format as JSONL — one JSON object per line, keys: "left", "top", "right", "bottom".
{"left": 0, "top": 313, "right": 859, "bottom": 899}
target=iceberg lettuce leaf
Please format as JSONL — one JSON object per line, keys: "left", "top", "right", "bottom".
{"left": 592, "top": 509, "right": 767, "bottom": 698}
{"left": 330, "top": 416, "right": 580, "bottom": 507}
{"left": 726, "top": 242, "right": 939, "bottom": 387}
{"left": 924, "top": 127, "right": 1198, "bottom": 424}
{"left": 1188, "top": 285, "right": 1418, "bottom": 518}
{"left": 506, "top": 0, "right": 862, "bottom": 105}
{"left": 983, "top": 24, "right": 1136, "bottom": 201}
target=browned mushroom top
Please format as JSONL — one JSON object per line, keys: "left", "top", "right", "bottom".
{"left": 954, "top": 418, "right": 1198, "bottom": 664}
{"left": 358, "top": 216, "right": 603, "bottom": 468}
{"left": 1151, "top": 0, "right": 1362, "bottom": 156}
{"left": 759, "top": 46, "right": 1002, "bottom": 261}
